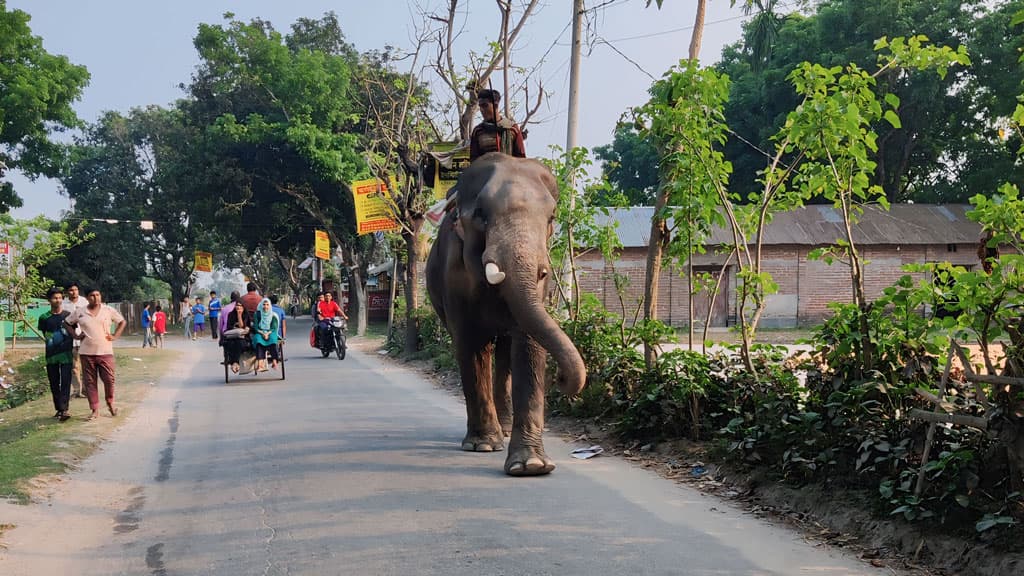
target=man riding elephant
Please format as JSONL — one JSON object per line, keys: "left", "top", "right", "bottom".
{"left": 426, "top": 153, "right": 586, "bottom": 476}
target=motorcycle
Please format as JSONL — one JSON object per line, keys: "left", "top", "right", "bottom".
{"left": 315, "top": 317, "right": 347, "bottom": 360}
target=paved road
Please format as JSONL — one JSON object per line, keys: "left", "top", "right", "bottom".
{"left": 0, "top": 336, "right": 884, "bottom": 575}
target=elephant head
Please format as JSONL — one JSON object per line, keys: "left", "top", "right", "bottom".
{"left": 455, "top": 154, "right": 586, "bottom": 396}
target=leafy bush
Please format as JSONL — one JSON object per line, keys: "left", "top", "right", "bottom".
{"left": 0, "top": 356, "right": 47, "bottom": 411}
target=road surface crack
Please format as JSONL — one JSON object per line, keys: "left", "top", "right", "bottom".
{"left": 249, "top": 484, "right": 284, "bottom": 576}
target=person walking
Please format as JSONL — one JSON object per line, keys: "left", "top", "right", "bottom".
{"left": 208, "top": 290, "right": 221, "bottom": 339}
{"left": 61, "top": 282, "right": 88, "bottom": 399}
{"left": 253, "top": 298, "right": 281, "bottom": 372}
{"left": 153, "top": 304, "right": 167, "bottom": 348}
{"left": 141, "top": 302, "right": 153, "bottom": 348}
{"left": 191, "top": 296, "right": 206, "bottom": 340}
{"left": 179, "top": 297, "right": 192, "bottom": 339}
{"left": 64, "top": 287, "right": 127, "bottom": 420}
{"left": 39, "top": 287, "right": 73, "bottom": 421}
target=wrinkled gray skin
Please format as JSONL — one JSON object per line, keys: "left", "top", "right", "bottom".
{"left": 425, "top": 153, "right": 587, "bottom": 476}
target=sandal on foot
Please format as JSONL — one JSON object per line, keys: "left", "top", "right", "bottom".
{"left": 59, "top": 412, "right": 71, "bottom": 422}
{"left": 87, "top": 412, "right": 99, "bottom": 421}
{"left": 108, "top": 404, "right": 118, "bottom": 417}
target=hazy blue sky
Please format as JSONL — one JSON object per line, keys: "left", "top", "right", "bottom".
{"left": 8, "top": 0, "right": 747, "bottom": 220}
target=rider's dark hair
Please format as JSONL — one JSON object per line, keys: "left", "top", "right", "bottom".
{"left": 46, "top": 286, "right": 63, "bottom": 299}
{"left": 477, "top": 88, "right": 501, "bottom": 103}
{"left": 230, "top": 290, "right": 240, "bottom": 302}
{"left": 269, "top": 294, "right": 279, "bottom": 305}
{"left": 246, "top": 282, "right": 258, "bottom": 293}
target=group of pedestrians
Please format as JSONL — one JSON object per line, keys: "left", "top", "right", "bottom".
{"left": 38, "top": 283, "right": 126, "bottom": 422}
{"left": 220, "top": 283, "right": 287, "bottom": 374}
{"left": 140, "top": 302, "right": 167, "bottom": 348}
{"left": 176, "top": 291, "right": 221, "bottom": 341}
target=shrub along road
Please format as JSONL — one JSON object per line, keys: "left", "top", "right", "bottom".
{"left": 0, "top": 336, "right": 885, "bottom": 575}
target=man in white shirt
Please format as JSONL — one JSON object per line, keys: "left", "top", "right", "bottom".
{"left": 64, "top": 287, "right": 126, "bottom": 420}
{"left": 61, "top": 282, "right": 89, "bottom": 398}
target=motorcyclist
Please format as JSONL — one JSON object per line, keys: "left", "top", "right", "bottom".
{"left": 315, "top": 291, "right": 347, "bottom": 348}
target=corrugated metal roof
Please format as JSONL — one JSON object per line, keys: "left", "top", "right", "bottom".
{"left": 593, "top": 204, "right": 981, "bottom": 248}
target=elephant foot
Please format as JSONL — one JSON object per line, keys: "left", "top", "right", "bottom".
{"left": 504, "top": 446, "right": 555, "bottom": 476}
{"left": 461, "top": 432, "right": 505, "bottom": 452}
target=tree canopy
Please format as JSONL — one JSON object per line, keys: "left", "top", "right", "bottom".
{"left": 0, "top": 0, "right": 90, "bottom": 212}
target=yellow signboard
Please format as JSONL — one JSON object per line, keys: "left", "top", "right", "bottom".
{"left": 431, "top": 143, "right": 471, "bottom": 201}
{"left": 314, "top": 230, "right": 331, "bottom": 260}
{"left": 351, "top": 178, "right": 401, "bottom": 235}
{"left": 194, "top": 251, "right": 213, "bottom": 273}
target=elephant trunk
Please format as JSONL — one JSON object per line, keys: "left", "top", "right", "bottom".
{"left": 499, "top": 263, "right": 586, "bottom": 397}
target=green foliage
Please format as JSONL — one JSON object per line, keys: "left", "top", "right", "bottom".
{"left": 717, "top": 0, "right": 1016, "bottom": 203}
{"left": 386, "top": 299, "right": 454, "bottom": 370}
{"left": 0, "top": 215, "right": 89, "bottom": 326}
{"left": 620, "top": 350, "right": 715, "bottom": 440}
{"left": 0, "top": 356, "right": 46, "bottom": 411}
{"left": 543, "top": 147, "right": 623, "bottom": 319}
{"left": 0, "top": 1, "right": 90, "bottom": 211}
{"left": 593, "top": 125, "right": 660, "bottom": 205}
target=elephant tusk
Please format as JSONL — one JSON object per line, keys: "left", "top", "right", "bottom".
{"left": 485, "top": 262, "right": 506, "bottom": 285}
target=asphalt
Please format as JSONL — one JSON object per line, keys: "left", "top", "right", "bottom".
{"left": 0, "top": 333, "right": 885, "bottom": 575}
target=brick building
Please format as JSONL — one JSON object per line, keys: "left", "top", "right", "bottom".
{"left": 575, "top": 204, "right": 983, "bottom": 328}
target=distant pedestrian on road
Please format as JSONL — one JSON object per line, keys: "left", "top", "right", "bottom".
{"left": 64, "top": 287, "right": 126, "bottom": 420}
{"left": 141, "top": 301, "right": 153, "bottom": 348}
{"left": 179, "top": 296, "right": 192, "bottom": 339}
{"left": 191, "top": 296, "right": 206, "bottom": 340}
{"left": 208, "top": 290, "right": 221, "bottom": 339}
{"left": 153, "top": 305, "right": 167, "bottom": 348}
{"left": 39, "top": 287, "right": 73, "bottom": 422}
{"left": 62, "top": 282, "right": 89, "bottom": 399}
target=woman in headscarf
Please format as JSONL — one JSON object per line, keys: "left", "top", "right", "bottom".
{"left": 222, "top": 293, "right": 250, "bottom": 373}
{"left": 253, "top": 297, "right": 281, "bottom": 371}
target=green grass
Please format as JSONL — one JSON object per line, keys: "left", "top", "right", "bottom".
{"left": 0, "top": 348, "right": 179, "bottom": 503}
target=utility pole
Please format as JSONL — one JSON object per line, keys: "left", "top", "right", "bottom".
{"left": 566, "top": 0, "right": 583, "bottom": 153}
{"left": 561, "top": 0, "right": 584, "bottom": 310}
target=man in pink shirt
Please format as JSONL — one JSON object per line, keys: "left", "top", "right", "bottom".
{"left": 64, "top": 287, "right": 127, "bottom": 420}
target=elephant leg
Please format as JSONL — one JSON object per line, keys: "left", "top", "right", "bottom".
{"left": 505, "top": 335, "right": 554, "bottom": 476}
{"left": 493, "top": 334, "right": 513, "bottom": 437}
{"left": 454, "top": 333, "right": 504, "bottom": 452}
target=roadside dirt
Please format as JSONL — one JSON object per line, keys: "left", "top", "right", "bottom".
{"left": 356, "top": 335, "right": 1024, "bottom": 576}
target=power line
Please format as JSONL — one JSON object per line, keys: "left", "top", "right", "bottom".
{"left": 594, "top": 36, "right": 656, "bottom": 80}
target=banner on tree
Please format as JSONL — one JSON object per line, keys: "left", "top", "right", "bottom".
{"left": 351, "top": 178, "right": 400, "bottom": 235}
{"left": 194, "top": 251, "right": 213, "bottom": 272}
{"left": 314, "top": 230, "right": 331, "bottom": 260}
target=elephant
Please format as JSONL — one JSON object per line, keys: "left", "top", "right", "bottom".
{"left": 425, "top": 153, "right": 587, "bottom": 476}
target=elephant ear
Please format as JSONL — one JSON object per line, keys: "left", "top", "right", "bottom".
{"left": 538, "top": 166, "right": 559, "bottom": 202}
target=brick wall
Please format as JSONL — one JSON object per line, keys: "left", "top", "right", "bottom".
{"left": 574, "top": 243, "right": 981, "bottom": 328}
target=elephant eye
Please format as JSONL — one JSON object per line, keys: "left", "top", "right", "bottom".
{"left": 473, "top": 207, "right": 488, "bottom": 226}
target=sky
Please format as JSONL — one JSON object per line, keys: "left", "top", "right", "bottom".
{"left": 8, "top": 0, "right": 748, "bottom": 220}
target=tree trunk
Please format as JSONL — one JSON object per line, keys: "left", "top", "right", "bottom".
{"left": 689, "top": 0, "right": 707, "bottom": 61}
{"left": 642, "top": 0, "right": 706, "bottom": 368}
{"left": 349, "top": 265, "right": 368, "bottom": 336}
{"left": 642, "top": 186, "right": 670, "bottom": 368}
{"left": 403, "top": 218, "right": 423, "bottom": 356}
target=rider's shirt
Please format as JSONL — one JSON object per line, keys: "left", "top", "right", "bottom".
{"left": 317, "top": 300, "right": 342, "bottom": 320}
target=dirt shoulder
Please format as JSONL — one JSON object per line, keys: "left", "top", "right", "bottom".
{"left": 352, "top": 335, "right": 1023, "bottom": 576}
{"left": 0, "top": 345, "right": 180, "bottom": 505}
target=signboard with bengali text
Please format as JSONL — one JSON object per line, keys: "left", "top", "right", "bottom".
{"left": 351, "top": 178, "right": 401, "bottom": 235}
{"left": 194, "top": 251, "right": 213, "bottom": 272}
{"left": 314, "top": 230, "right": 331, "bottom": 260}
